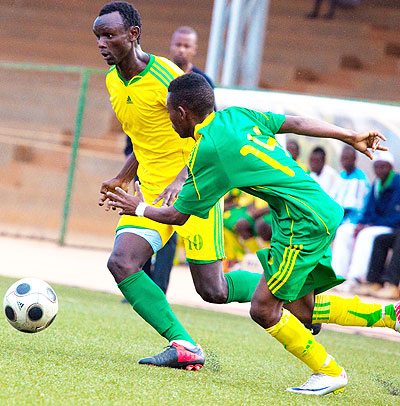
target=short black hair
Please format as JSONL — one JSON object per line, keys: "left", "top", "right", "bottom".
{"left": 99, "top": 1, "right": 142, "bottom": 43}
{"left": 311, "top": 146, "right": 326, "bottom": 157}
{"left": 168, "top": 73, "right": 214, "bottom": 117}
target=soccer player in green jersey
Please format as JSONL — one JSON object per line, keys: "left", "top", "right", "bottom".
{"left": 106, "top": 73, "right": 400, "bottom": 396}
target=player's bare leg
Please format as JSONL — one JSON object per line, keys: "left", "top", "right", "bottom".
{"left": 285, "top": 292, "right": 322, "bottom": 335}
{"left": 250, "top": 274, "right": 347, "bottom": 396}
{"left": 108, "top": 232, "right": 203, "bottom": 370}
{"left": 189, "top": 260, "right": 230, "bottom": 304}
{"left": 189, "top": 261, "right": 321, "bottom": 333}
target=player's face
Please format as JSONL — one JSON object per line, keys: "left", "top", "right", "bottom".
{"left": 170, "top": 33, "right": 198, "bottom": 69}
{"left": 93, "top": 12, "right": 136, "bottom": 66}
{"left": 166, "top": 94, "right": 194, "bottom": 139}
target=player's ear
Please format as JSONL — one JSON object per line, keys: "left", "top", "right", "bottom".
{"left": 128, "top": 26, "right": 140, "bottom": 42}
{"left": 178, "top": 106, "right": 187, "bottom": 120}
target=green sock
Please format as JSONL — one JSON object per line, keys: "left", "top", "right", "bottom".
{"left": 225, "top": 270, "right": 261, "bottom": 303}
{"left": 118, "top": 271, "right": 195, "bottom": 345}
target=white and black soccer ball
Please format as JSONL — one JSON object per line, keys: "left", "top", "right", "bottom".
{"left": 3, "top": 278, "right": 58, "bottom": 333}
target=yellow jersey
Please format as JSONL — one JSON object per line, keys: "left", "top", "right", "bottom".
{"left": 106, "top": 54, "right": 194, "bottom": 194}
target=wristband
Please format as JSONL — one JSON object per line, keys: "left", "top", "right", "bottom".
{"left": 135, "top": 202, "right": 149, "bottom": 217}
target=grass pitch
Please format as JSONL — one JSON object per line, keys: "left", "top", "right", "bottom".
{"left": 0, "top": 275, "right": 399, "bottom": 406}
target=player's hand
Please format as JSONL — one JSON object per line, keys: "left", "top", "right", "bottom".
{"left": 350, "top": 131, "right": 388, "bottom": 160}
{"left": 106, "top": 182, "right": 145, "bottom": 215}
{"left": 99, "top": 177, "right": 129, "bottom": 211}
{"left": 152, "top": 178, "right": 184, "bottom": 207}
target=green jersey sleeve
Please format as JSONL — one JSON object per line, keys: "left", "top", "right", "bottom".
{"left": 256, "top": 111, "right": 286, "bottom": 134}
{"left": 173, "top": 136, "right": 229, "bottom": 219}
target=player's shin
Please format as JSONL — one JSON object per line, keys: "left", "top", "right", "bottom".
{"left": 266, "top": 308, "right": 342, "bottom": 376}
{"left": 225, "top": 271, "right": 261, "bottom": 303}
{"left": 118, "top": 271, "right": 196, "bottom": 345}
{"left": 312, "top": 294, "right": 396, "bottom": 329}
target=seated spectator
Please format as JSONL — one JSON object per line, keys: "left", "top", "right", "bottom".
{"left": 360, "top": 230, "right": 400, "bottom": 299}
{"left": 309, "top": 146, "right": 340, "bottom": 196}
{"left": 331, "top": 145, "right": 370, "bottom": 224}
{"left": 331, "top": 151, "right": 400, "bottom": 290}
{"left": 286, "top": 139, "right": 308, "bottom": 172}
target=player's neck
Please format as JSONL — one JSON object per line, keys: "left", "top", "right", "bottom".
{"left": 117, "top": 46, "right": 150, "bottom": 82}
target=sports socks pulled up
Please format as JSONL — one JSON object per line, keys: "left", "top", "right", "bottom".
{"left": 312, "top": 294, "right": 396, "bottom": 329}
{"left": 225, "top": 270, "right": 261, "bottom": 303}
{"left": 118, "top": 271, "right": 196, "bottom": 346}
{"left": 266, "top": 308, "right": 341, "bottom": 376}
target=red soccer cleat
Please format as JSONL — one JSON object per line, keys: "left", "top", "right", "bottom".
{"left": 138, "top": 342, "right": 205, "bottom": 370}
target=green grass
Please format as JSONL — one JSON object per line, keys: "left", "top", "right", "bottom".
{"left": 0, "top": 275, "right": 399, "bottom": 406}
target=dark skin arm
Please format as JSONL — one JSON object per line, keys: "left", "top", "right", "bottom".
{"left": 99, "top": 150, "right": 139, "bottom": 210}
{"left": 279, "top": 116, "right": 387, "bottom": 159}
{"left": 106, "top": 118, "right": 387, "bottom": 222}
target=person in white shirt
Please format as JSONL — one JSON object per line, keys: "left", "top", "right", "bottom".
{"left": 309, "top": 146, "right": 340, "bottom": 196}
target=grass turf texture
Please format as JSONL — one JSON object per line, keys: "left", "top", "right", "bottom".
{"left": 0, "top": 275, "right": 399, "bottom": 406}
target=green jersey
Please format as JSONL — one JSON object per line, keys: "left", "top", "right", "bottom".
{"left": 174, "top": 107, "right": 344, "bottom": 243}
{"left": 174, "top": 107, "right": 345, "bottom": 300}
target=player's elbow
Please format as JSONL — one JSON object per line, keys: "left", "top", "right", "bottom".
{"left": 173, "top": 211, "right": 189, "bottom": 226}
{"left": 175, "top": 216, "right": 188, "bottom": 226}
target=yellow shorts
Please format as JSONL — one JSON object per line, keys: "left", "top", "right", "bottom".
{"left": 115, "top": 189, "right": 225, "bottom": 263}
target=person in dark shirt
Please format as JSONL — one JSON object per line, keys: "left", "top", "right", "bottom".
{"left": 170, "top": 26, "right": 214, "bottom": 88}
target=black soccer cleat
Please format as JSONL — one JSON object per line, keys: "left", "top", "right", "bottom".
{"left": 138, "top": 342, "right": 205, "bottom": 371}
{"left": 304, "top": 323, "right": 322, "bottom": 335}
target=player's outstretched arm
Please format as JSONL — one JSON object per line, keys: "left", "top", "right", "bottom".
{"left": 99, "top": 151, "right": 139, "bottom": 209}
{"left": 106, "top": 182, "right": 190, "bottom": 225}
{"left": 279, "top": 116, "right": 388, "bottom": 160}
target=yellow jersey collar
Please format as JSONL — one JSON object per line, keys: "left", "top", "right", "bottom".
{"left": 194, "top": 112, "right": 215, "bottom": 141}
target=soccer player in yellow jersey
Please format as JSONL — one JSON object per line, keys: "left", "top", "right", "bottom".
{"left": 93, "top": 1, "right": 263, "bottom": 369}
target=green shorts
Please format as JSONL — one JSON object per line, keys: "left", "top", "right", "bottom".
{"left": 257, "top": 233, "right": 345, "bottom": 302}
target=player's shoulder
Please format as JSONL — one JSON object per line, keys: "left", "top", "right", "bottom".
{"left": 153, "top": 55, "right": 184, "bottom": 78}
{"left": 105, "top": 65, "right": 118, "bottom": 81}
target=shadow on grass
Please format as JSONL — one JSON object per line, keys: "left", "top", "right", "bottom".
{"left": 373, "top": 376, "right": 400, "bottom": 396}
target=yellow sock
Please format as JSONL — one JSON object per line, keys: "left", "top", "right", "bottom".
{"left": 266, "top": 309, "right": 341, "bottom": 375}
{"left": 312, "top": 295, "right": 396, "bottom": 328}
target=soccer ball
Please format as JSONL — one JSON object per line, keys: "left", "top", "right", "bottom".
{"left": 3, "top": 278, "right": 58, "bottom": 333}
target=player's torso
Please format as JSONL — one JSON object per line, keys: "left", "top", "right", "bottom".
{"left": 106, "top": 55, "right": 194, "bottom": 194}
{"left": 201, "top": 107, "right": 343, "bottom": 237}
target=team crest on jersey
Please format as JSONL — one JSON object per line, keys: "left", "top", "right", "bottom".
{"left": 126, "top": 95, "right": 133, "bottom": 104}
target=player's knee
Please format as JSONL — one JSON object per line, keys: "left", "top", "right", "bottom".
{"left": 250, "top": 298, "right": 281, "bottom": 328}
{"left": 196, "top": 285, "right": 227, "bottom": 304}
{"left": 107, "top": 252, "right": 141, "bottom": 283}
